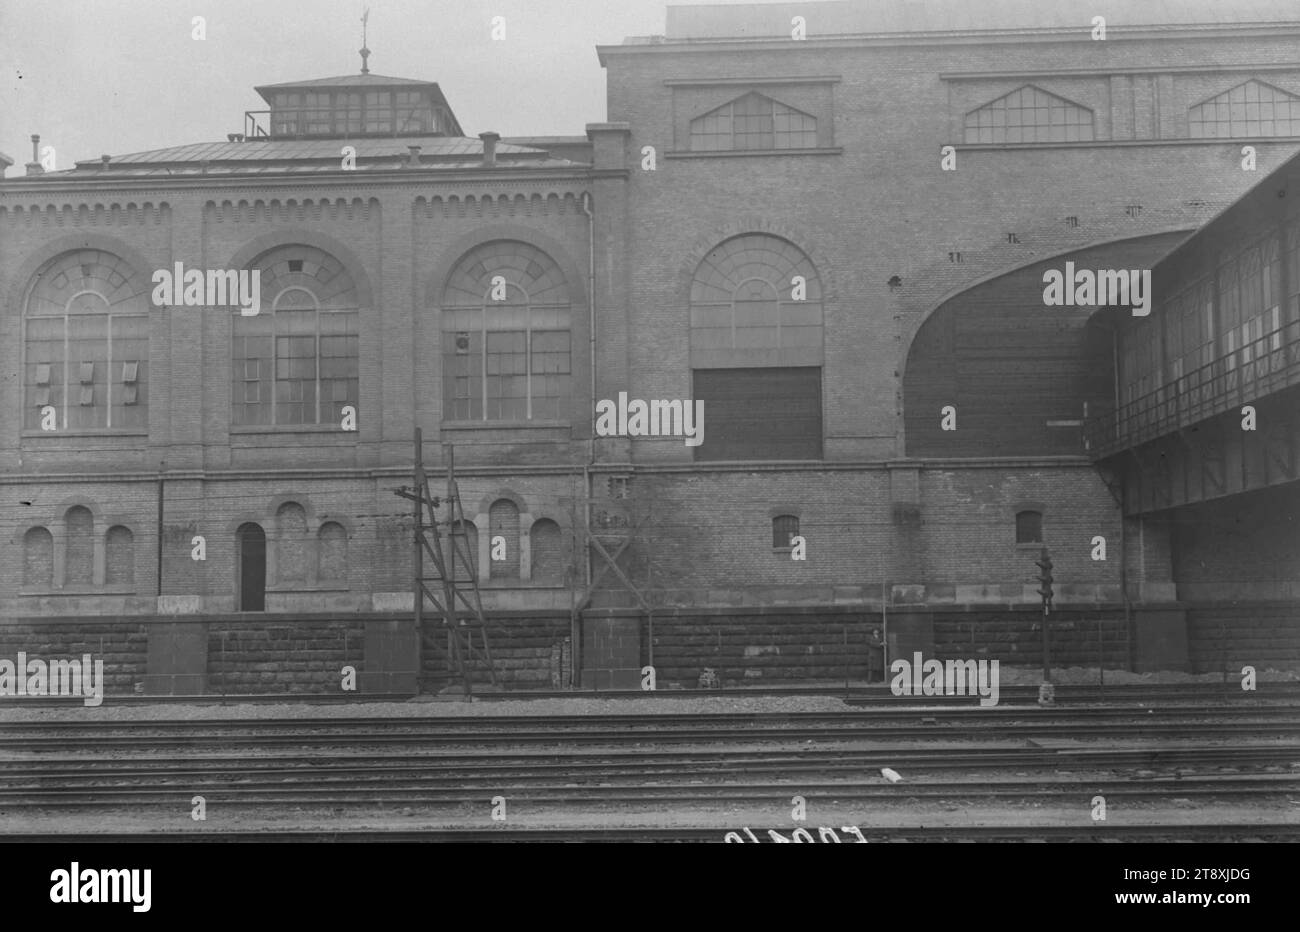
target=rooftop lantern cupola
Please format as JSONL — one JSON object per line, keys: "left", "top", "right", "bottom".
{"left": 244, "top": 15, "right": 462, "bottom": 141}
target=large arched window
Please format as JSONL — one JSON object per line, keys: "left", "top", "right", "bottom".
{"left": 690, "top": 233, "right": 823, "bottom": 460}
{"left": 440, "top": 241, "right": 571, "bottom": 422}
{"left": 232, "top": 245, "right": 359, "bottom": 426}
{"left": 24, "top": 250, "right": 150, "bottom": 431}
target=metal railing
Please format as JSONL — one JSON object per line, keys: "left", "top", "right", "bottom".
{"left": 1083, "top": 317, "right": 1300, "bottom": 458}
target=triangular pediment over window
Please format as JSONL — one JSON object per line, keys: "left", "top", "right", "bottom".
{"left": 964, "top": 85, "right": 1094, "bottom": 144}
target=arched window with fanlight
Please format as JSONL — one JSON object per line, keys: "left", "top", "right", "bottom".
{"left": 23, "top": 250, "right": 150, "bottom": 431}
{"left": 689, "top": 233, "right": 824, "bottom": 460}
{"left": 440, "top": 241, "right": 572, "bottom": 422}
{"left": 232, "top": 245, "right": 359, "bottom": 426}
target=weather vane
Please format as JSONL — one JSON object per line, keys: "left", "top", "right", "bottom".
{"left": 360, "top": 8, "right": 371, "bottom": 74}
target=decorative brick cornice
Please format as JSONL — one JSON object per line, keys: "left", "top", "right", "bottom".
{"left": 0, "top": 201, "right": 170, "bottom": 226}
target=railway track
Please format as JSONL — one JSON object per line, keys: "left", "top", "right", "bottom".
{"left": 4, "top": 681, "right": 1298, "bottom": 708}
{"left": 3, "top": 703, "right": 1295, "bottom": 840}
{"left": 7, "top": 824, "right": 1300, "bottom": 843}
{"left": 2, "top": 705, "right": 1298, "bottom": 748}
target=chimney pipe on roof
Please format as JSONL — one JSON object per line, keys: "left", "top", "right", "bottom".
{"left": 25, "top": 134, "right": 44, "bottom": 176}
{"left": 479, "top": 131, "right": 500, "bottom": 168}
{"left": 100, "top": 154, "right": 111, "bottom": 170}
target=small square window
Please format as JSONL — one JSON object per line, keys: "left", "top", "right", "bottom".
{"left": 123, "top": 384, "right": 139, "bottom": 406}
{"left": 773, "top": 514, "right": 799, "bottom": 548}
{"left": 122, "top": 361, "right": 139, "bottom": 383}
{"left": 1016, "top": 510, "right": 1043, "bottom": 545}
{"left": 35, "top": 363, "right": 51, "bottom": 386}
{"left": 80, "top": 386, "right": 94, "bottom": 406}
{"left": 79, "top": 362, "right": 95, "bottom": 384}
{"left": 34, "top": 387, "right": 50, "bottom": 406}
{"left": 288, "top": 259, "right": 304, "bottom": 273}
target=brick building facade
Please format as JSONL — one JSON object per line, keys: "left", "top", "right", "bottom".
{"left": 2, "top": 0, "right": 1298, "bottom": 693}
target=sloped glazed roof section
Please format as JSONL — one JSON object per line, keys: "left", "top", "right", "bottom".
{"left": 32, "top": 136, "right": 584, "bottom": 178}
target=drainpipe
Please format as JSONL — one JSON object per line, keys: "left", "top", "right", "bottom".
{"left": 577, "top": 191, "right": 597, "bottom": 687}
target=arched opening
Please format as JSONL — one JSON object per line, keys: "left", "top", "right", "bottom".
{"left": 236, "top": 522, "right": 267, "bottom": 611}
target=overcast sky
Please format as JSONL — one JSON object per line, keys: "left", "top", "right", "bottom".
{"left": 0, "top": 0, "right": 760, "bottom": 171}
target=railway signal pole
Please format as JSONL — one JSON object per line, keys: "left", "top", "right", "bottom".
{"left": 1035, "top": 547, "right": 1055, "bottom": 705}
{"left": 395, "top": 430, "right": 498, "bottom": 696}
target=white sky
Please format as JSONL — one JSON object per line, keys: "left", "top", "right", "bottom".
{"left": 0, "top": 0, "right": 766, "bottom": 171}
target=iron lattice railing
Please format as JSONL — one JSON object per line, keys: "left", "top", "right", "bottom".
{"left": 1083, "top": 318, "right": 1300, "bottom": 458}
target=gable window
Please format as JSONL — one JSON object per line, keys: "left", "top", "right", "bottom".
{"left": 772, "top": 515, "right": 800, "bottom": 549}
{"left": 964, "top": 86, "right": 1094, "bottom": 144}
{"left": 690, "top": 92, "right": 817, "bottom": 152}
{"left": 1189, "top": 80, "right": 1300, "bottom": 138}
{"left": 1015, "top": 510, "right": 1043, "bottom": 545}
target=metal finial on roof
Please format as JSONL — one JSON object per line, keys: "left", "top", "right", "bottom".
{"left": 360, "top": 8, "right": 371, "bottom": 74}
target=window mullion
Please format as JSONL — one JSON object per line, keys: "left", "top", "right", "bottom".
{"left": 62, "top": 313, "right": 69, "bottom": 430}
{"left": 525, "top": 303, "right": 533, "bottom": 421}
{"left": 106, "top": 314, "right": 113, "bottom": 429}
{"left": 315, "top": 309, "right": 322, "bottom": 425}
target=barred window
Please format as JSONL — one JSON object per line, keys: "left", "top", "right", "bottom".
{"left": 773, "top": 514, "right": 800, "bottom": 548}
{"left": 1189, "top": 80, "right": 1300, "bottom": 138}
{"left": 964, "top": 85, "right": 1094, "bottom": 144}
{"left": 441, "top": 242, "right": 572, "bottom": 422}
{"left": 233, "top": 246, "right": 359, "bottom": 427}
{"left": 690, "top": 93, "right": 818, "bottom": 151}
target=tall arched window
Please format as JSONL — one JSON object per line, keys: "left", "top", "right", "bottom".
{"left": 65, "top": 506, "right": 94, "bottom": 586}
{"left": 317, "top": 521, "right": 348, "bottom": 583}
{"left": 451, "top": 519, "right": 479, "bottom": 579}
{"left": 488, "top": 499, "right": 521, "bottom": 580}
{"left": 105, "top": 525, "right": 134, "bottom": 586}
{"left": 22, "top": 527, "right": 54, "bottom": 588}
{"left": 529, "top": 518, "right": 564, "bottom": 583}
{"left": 232, "top": 246, "right": 359, "bottom": 426}
{"left": 441, "top": 242, "right": 571, "bottom": 422}
{"left": 24, "top": 250, "right": 150, "bottom": 430}
{"left": 276, "top": 502, "right": 309, "bottom": 583}
{"left": 690, "top": 233, "right": 824, "bottom": 460}
{"left": 236, "top": 522, "right": 267, "bottom": 611}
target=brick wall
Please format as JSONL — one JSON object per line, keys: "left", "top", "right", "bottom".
{"left": 207, "top": 619, "right": 366, "bottom": 694}
{"left": 0, "top": 620, "right": 147, "bottom": 694}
